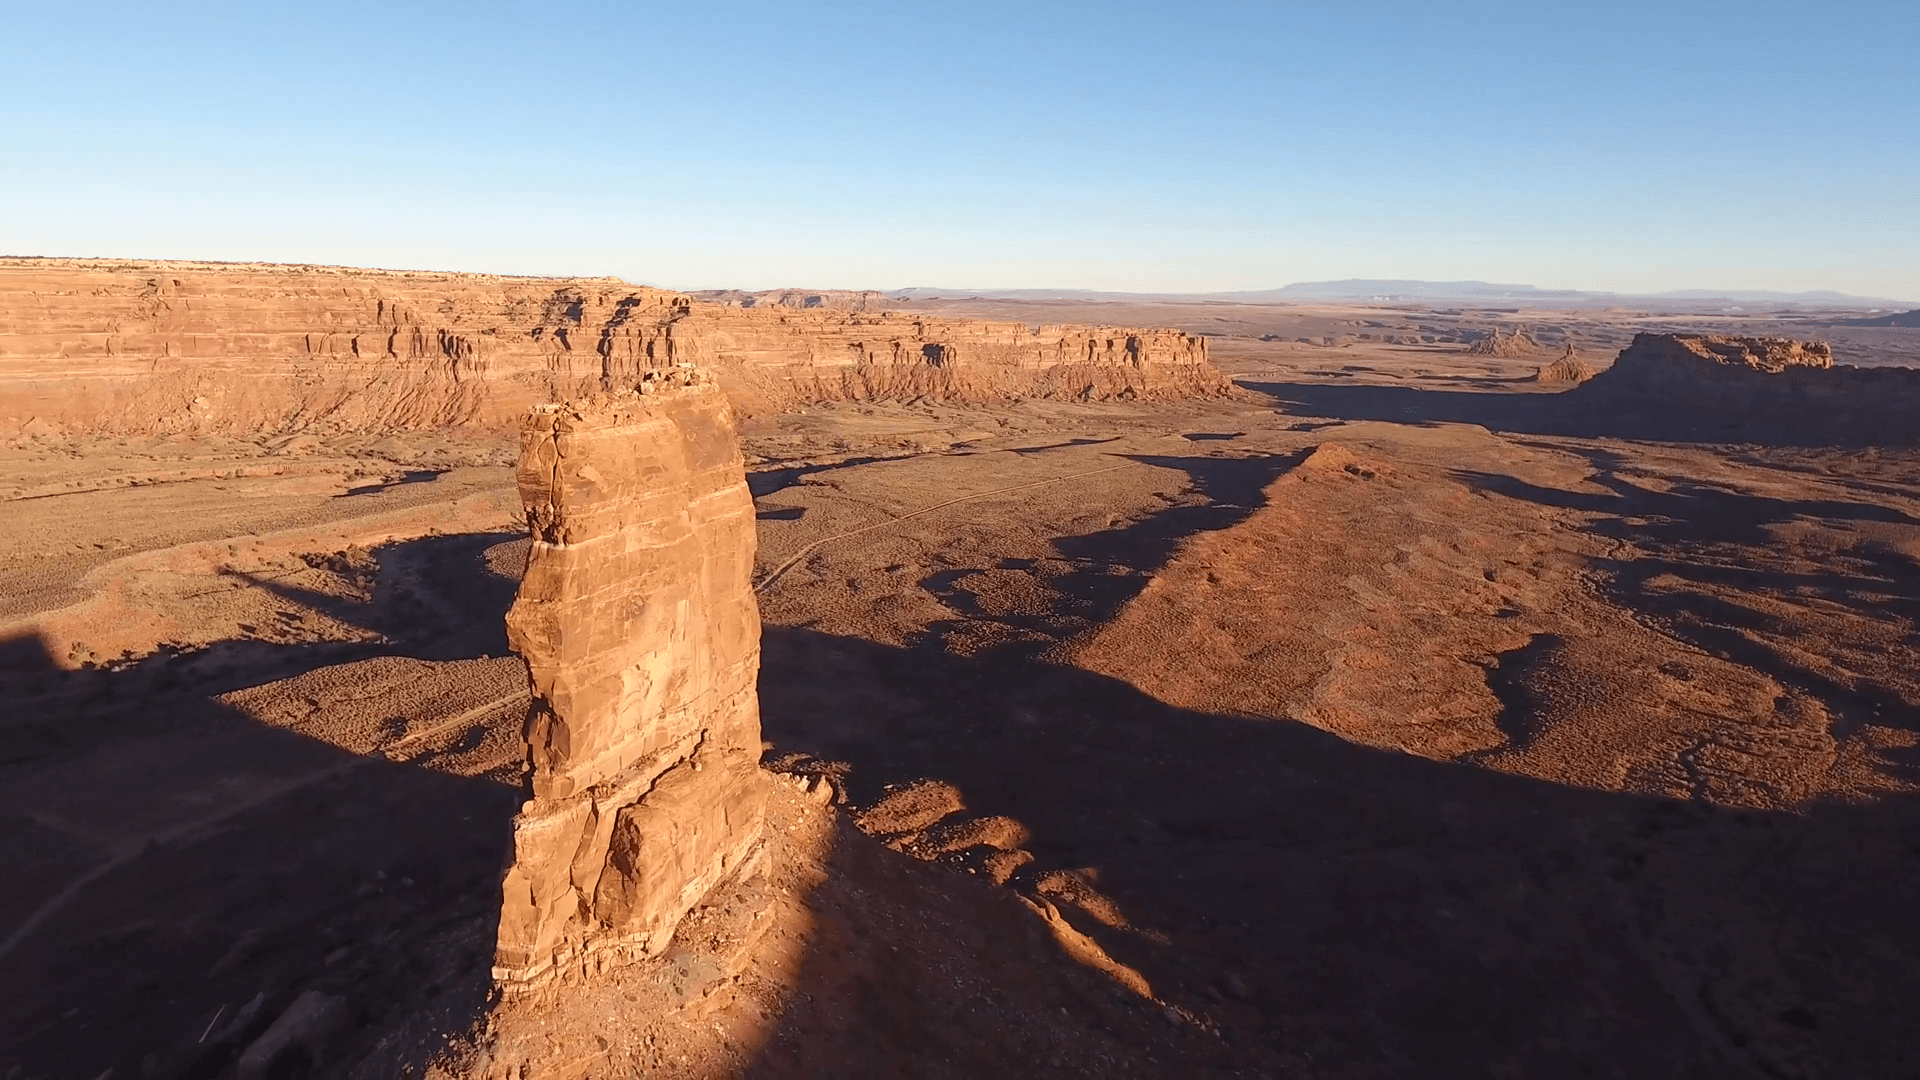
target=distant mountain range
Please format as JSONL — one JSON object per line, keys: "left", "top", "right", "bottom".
{"left": 888, "top": 280, "right": 1919, "bottom": 310}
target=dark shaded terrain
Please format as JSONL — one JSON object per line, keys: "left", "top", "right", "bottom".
{"left": 8, "top": 359, "right": 1920, "bottom": 1079}
{"left": 0, "top": 534, "right": 532, "bottom": 1080}
{"left": 751, "top": 438, "right": 1920, "bottom": 1077}
{"left": 760, "top": 620, "right": 1920, "bottom": 1077}
{"left": 1463, "top": 445, "right": 1920, "bottom": 763}
{"left": 1245, "top": 374, "right": 1920, "bottom": 446}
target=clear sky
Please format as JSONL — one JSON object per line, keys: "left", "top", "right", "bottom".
{"left": 2, "top": 0, "right": 1914, "bottom": 297}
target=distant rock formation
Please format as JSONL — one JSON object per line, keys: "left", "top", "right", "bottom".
{"left": 1465, "top": 327, "right": 1541, "bottom": 358}
{"left": 494, "top": 371, "right": 766, "bottom": 986}
{"left": 1577, "top": 332, "right": 1920, "bottom": 442}
{"left": 1532, "top": 344, "right": 1594, "bottom": 384}
{"left": 0, "top": 259, "right": 1231, "bottom": 440}
{"left": 1840, "top": 309, "right": 1920, "bottom": 328}
{"left": 1589, "top": 333, "right": 1831, "bottom": 387}
{"left": 687, "top": 288, "right": 890, "bottom": 311}
{"left": 657, "top": 306, "right": 1221, "bottom": 413}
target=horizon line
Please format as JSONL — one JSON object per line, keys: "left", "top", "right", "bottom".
{"left": 3, "top": 253, "right": 1913, "bottom": 309}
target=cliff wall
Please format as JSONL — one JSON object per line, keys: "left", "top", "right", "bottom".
{"left": 0, "top": 259, "right": 1228, "bottom": 439}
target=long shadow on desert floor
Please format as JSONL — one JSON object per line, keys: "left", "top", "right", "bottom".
{"left": 1242, "top": 377, "right": 1908, "bottom": 447}
{"left": 0, "top": 531, "right": 535, "bottom": 1080}
{"left": 754, "top": 620, "right": 1920, "bottom": 1078}
{"left": 748, "top": 436, "right": 1920, "bottom": 1077}
{"left": 13, "top": 442, "right": 1920, "bottom": 1077}
{"left": 1458, "top": 447, "right": 1920, "bottom": 773}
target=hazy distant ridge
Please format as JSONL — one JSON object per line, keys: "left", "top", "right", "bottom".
{"left": 890, "top": 279, "right": 1918, "bottom": 309}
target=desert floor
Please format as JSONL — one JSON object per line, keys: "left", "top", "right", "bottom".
{"left": 4, "top": 306, "right": 1919, "bottom": 1079}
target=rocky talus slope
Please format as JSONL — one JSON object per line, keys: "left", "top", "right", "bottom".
{"left": 0, "top": 259, "right": 1228, "bottom": 440}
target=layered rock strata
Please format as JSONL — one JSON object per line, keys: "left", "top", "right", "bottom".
{"left": 1578, "top": 333, "right": 1920, "bottom": 442}
{"left": 657, "top": 305, "right": 1220, "bottom": 408}
{"left": 0, "top": 258, "right": 1228, "bottom": 439}
{"left": 494, "top": 370, "right": 766, "bottom": 986}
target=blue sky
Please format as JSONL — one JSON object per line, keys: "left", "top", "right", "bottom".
{"left": 2, "top": 0, "right": 1914, "bottom": 296}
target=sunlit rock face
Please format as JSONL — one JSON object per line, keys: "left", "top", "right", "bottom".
{"left": 0, "top": 257, "right": 1231, "bottom": 441}
{"left": 494, "top": 370, "right": 766, "bottom": 986}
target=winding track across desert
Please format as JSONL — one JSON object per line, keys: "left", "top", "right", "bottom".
{"left": 3, "top": 261, "right": 1919, "bottom": 1079}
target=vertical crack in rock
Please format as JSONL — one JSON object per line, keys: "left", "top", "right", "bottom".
{"left": 493, "top": 368, "right": 766, "bottom": 988}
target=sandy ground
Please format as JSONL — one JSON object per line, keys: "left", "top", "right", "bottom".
{"left": 4, "top": 315, "right": 1920, "bottom": 1079}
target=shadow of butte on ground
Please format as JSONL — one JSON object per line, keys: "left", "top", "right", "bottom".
{"left": 756, "top": 621, "right": 1920, "bottom": 1079}
{"left": 749, "top": 418, "right": 1920, "bottom": 1077}
{"left": 1239, "top": 376, "right": 1920, "bottom": 448}
{"left": 0, "top": 534, "right": 535, "bottom": 1079}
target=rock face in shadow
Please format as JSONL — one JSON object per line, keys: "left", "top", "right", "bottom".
{"left": 0, "top": 258, "right": 1230, "bottom": 439}
{"left": 494, "top": 371, "right": 766, "bottom": 986}
{"left": 1577, "top": 332, "right": 1920, "bottom": 441}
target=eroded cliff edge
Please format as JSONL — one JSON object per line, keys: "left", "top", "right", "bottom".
{"left": 0, "top": 258, "right": 1228, "bottom": 439}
